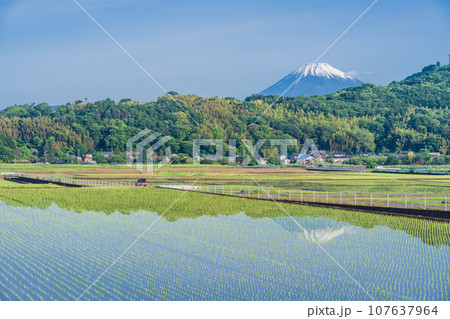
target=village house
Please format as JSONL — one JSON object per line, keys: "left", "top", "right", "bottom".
{"left": 331, "top": 156, "right": 353, "bottom": 163}
{"left": 429, "top": 152, "right": 441, "bottom": 157}
{"left": 279, "top": 155, "right": 291, "bottom": 165}
{"left": 332, "top": 151, "right": 347, "bottom": 158}
{"left": 297, "top": 154, "right": 314, "bottom": 165}
{"left": 82, "top": 153, "right": 93, "bottom": 163}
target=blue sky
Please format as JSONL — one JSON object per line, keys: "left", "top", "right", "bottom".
{"left": 0, "top": 0, "right": 449, "bottom": 107}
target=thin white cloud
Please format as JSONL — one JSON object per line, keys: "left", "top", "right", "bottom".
{"left": 347, "top": 70, "right": 378, "bottom": 78}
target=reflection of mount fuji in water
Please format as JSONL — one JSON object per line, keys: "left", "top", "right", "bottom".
{"left": 272, "top": 217, "right": 353, "bottom": 243}
{"left": 300, "top": 226, "right": 352, "bottom": 243}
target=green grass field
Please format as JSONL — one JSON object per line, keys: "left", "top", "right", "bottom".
{"left": 0, "top": 179, "right": 61, "bottom": 188}
{"left": 1, "top": 164, "right": 448, "bottom": 194}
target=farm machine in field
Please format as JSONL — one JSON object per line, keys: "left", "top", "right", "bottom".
{"left": 135, "top": 178, "right": 148, "bottom": 187}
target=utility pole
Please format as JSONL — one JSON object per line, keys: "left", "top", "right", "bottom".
{"left": 44, "top": 150, "right": 48, "bottom": 164}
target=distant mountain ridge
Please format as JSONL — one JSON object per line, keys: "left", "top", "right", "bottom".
{"left": 259, "top": 62, "right": 363, "bottom": 97}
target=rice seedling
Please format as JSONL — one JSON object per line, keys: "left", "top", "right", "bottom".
{"left": 0, "top": 188, "right": 449, "bottom": 301}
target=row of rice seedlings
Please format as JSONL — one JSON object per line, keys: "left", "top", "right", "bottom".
{"left": 64, "top": 211, "right": 355, "bottom": 300}
{"left": 0, "top": 204, "right": 150, "bottom": 300}
{"left": 0, "top": 209, "right": 83, "bottom": 300}
{"left": 0, "top": 190, "right": 448, "bottom": 300}
{"left": 83, "top": 214, "right": 370, "bottom": 300}
{"left": 318, "top": 218, "right": 449, "bottom": 300}
{"left": 0, "top": 215, "right": 59, "bottom": 300}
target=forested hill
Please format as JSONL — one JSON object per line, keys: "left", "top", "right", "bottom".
{"left": 0, "top": 63, "right": 449, "bottom": 161}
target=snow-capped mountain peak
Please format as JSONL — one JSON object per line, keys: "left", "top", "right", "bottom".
{"left": 259, "top": 62, "right": 363, "bottom": 97}
{"left": 295, "top": 62, "right": 355, "bottom": 80}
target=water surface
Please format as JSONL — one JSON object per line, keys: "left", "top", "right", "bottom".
{"left": 0, "top": 202, "right": 448, "bottom": 301}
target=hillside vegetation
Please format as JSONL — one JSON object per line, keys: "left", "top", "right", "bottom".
{"left": 0, "top": 63, "right": 448, "bottom": 162}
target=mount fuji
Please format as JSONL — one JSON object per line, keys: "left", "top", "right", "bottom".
{"left": 259, "top": 62, "right": 363, "bottom": 97}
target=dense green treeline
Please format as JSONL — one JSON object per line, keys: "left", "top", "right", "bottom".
{"left": 0, "top": 63, "right": 448, "bottom": 161}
